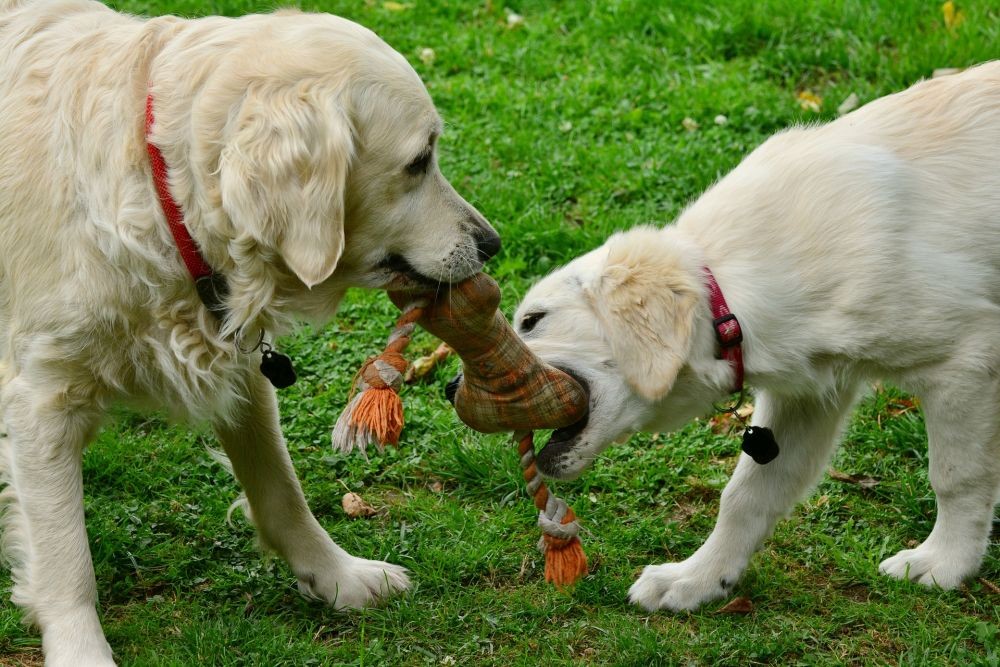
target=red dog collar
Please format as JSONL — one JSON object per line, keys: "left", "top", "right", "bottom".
{"left": 145, "top": 94, "right": 228, "bottom": 316}
{"left": 144, "top": 94, "right": 297, "bottom": 388}
{"left": 703, "top": 267, "right": 744, "bottom": 393}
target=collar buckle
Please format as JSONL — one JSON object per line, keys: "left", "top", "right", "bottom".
{"left": 712, "top": 312, "right": 743, "bottom": 348}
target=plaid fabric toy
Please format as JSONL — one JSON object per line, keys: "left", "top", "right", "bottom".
{"left": 332, "top": 273, "right": 590, "bottom": 586}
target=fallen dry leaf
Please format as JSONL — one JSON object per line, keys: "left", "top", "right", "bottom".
{"left": 941, "top": 1, "right": 965, "bottom": 33}
{"left": 405, "top": 342, "right": 452, "bottom": 382}
{"left": 382, "top": 1, "right": 412, "bottom": 11}
{"left": 708, "top": 402, "right": 754, "bottom": 434}
{"left": 797, "top": 90, "right": 822, "bottom": 113}
{"left": 708, "top": 412, "right": 737, "bottom": 434}
{"left": 828, "top": 469, "right": 878, "bottom": 489}
{"left": 716, "top": 597, "right": 753, "bottom": 614}
{"left": 886, "top": 396, "right": 919, "bottom": 417}
{"left": 978, "top": 578, "right": 1000, "bottom": 595}
{"left": 342, "top": 492, "right": 377, "bottom": 518}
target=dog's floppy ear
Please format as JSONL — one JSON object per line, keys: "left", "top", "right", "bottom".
{"left": 585, "top": 229, "right": 699, "bottom": 401}
{"left": 220, "top": 84, "right": 353, "bottom": 288}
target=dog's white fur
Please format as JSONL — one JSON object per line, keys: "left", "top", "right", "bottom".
{"left": 515, "top": 62, "right": 1000, "bottom": 612}
{"left": 0, "top": 1, "right": 499, "bottom": 663}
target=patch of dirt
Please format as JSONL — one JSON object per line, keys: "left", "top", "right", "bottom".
{"left": 0, "top": 651, "right": 43, "bottom": 667}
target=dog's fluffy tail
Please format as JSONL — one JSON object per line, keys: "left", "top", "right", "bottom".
{"left": 205, "top": 446, "right": 254, "bottom": 526}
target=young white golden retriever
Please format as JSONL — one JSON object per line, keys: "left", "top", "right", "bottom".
{"left": 514, "top": 62, "right": 1000, "bottom": 612}
{"left": 0, "top": 0, "right": 499, "bottom": 663}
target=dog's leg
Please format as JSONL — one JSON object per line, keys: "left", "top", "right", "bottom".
{"left": 879, "top": 373, "right": 1000, "bottom": 588}
{"left": 0, "top": 375, "right": 112, "bottom": 666}
{"left": 213, "top": 372, "right": 409, "bottom": 609}
{"left": 628, "top": 386, "right": 859, "bottom": 612}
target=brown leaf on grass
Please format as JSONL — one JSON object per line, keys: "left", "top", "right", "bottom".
{"left": 828, "top": 469, "right": 879, "bottom": 489}
{"left": 716, "top": 597, "right": 753, "bottom": 614}
{"left": 978, "top": 578, "right": 1000, "bottom": 595}
{"left": 708, "top": 402, "right": 754, "bottom": 434}
{"left": 404, "top": 342, "right": 452, "bottom": 383}
{"left": 886, "top": 397, "right": 919, "bottom": 417}
{"left": 707, "top": 413, "right": 736, "bottom": 434}
{"left": 341, "top": 492, "right": 377, "bottom": 518}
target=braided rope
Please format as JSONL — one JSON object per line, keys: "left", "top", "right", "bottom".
{"left": 516, "top": 431, "right": 587, "bottom": 585}
{"left": 331, "top": 301, "right": 426, "bottom": 456}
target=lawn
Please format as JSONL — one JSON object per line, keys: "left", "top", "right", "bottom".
{"left": 2, "top": 0, "right": 1000, "bottom": 665}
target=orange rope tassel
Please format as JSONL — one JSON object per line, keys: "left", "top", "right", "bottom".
{"left": 350, "top": 385, "right": 404, "bottom": 446}
{"left": 518, "top": 432, "right": 588, "bottom": 587}
{"left": 331, "top": 303, "right": 425, "bottom": 455}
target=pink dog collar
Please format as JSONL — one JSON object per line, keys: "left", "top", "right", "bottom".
{"left": 703, "top": 267, "right": 744, "bottom": 394}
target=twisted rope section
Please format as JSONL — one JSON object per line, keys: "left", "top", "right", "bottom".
{"left": 517, "top": 431, "right": 588, "bottom": 587}
{"left": 331, "top": 301, "right": 426, "bottom": 456}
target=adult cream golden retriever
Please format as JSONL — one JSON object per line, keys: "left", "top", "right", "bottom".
{"left": 514, "top": 63, "right": 1000, "bottom": 612}
{"left": 0, "top": 1, "right": 499, "bottom": 663}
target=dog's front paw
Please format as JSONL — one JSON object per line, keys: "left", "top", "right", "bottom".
{"left": 878, "top": 543, "right": 979, "bottom": 589}
{"left": 297, "top": 555, "right": 410, "bottom": 610}
{"left": 628, "top": 560, "right": 738, "bottom": 612}
{"left": 42, "top": 609, "right": 117, "bottom": 667}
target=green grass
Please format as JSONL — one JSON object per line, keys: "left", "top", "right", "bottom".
{"left": 3, "top": 0, "right": 1000, "bottom": 665}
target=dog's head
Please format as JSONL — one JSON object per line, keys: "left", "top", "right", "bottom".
{"left": 513, "top": 227, "right": 728, "bottom": 479}
{"left": 184, "top": 12, "right": 499, "bottom": 329}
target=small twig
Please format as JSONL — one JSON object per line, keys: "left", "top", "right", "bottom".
{"left": 978, "top": 577, "right": 1000, "bottom": 595}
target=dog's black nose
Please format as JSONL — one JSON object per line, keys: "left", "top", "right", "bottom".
{"left": 445, "top": 373, "right": 462, "bottom": 405}
{"left": 474, "top": 227, "right": 502, "bottom": 262}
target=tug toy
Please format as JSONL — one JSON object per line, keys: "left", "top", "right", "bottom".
{"left": 332, "top": 273, "right": 590, "bottom": 586}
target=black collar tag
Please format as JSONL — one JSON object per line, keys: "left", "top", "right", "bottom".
{"left": 260, "top": 343, "right": 297, "bottom": 389}
{"left": 192, "top": 275, "right": 297, "bottom": 390}
{"left": 741, "top": 426, "right": 779, "bottom": 464}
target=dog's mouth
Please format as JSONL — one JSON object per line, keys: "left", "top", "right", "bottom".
{"left": 378, "top": 254, "right": 440, "bottom": 290}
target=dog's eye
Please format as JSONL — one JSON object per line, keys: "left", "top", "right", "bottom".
{"left": 520, "top": 311, "right": 546, "bottom": 333}
{"left": 405, "top": 150, "right": 432, "bottom": 176}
